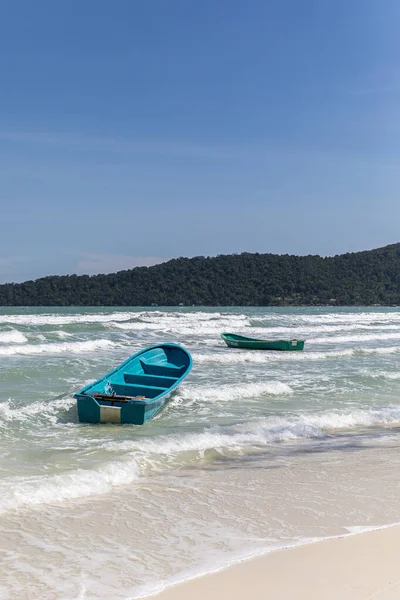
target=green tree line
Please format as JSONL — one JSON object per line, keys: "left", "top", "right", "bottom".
{"left": 1, "top": 244, "right": 400, "bottom": 306}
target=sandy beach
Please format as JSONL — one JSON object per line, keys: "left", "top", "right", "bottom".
{"left": 149, "top": 525, "right": 400, "bottom": 600}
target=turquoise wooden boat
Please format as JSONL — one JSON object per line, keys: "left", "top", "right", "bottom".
{"left": 221, "top": 333, "right": 305, "bottom": 351}
{"left": 74, "top": 343, "right": 192, "bottom": 425}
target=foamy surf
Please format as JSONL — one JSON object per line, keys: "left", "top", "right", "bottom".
{"left": 194, "top": 347, "right": 356, "bottom": 364}
{"left": 100, "top": 406, "right": 400, "bottom": 460}
{"left": 54, "top": 330, "right": 73, "bottom": 338}
{"left": 107, "top": 316, "right": 250, "bottom": 335}
{"left": 0, "top": 397, "right": 76, "bottom": 427}
{"left": 367, "top": 371, "right": 400, "bottom": 380}
{"left": 194, "top": 345, "right": 400, "bottom": 364}
{"left": 251, "top": 311, "right": 400, "bottom": 326}
{"left": 248, "top": 322, "right": 400, "bottom": 335}
{"left": 0, "top": 330, "right": 28, "bottom": 344}
{"left": 0, "top": 457, "right": 140, "bottom": 513}
{"left": 1, "top": 306, "right": 400, "bottom": 600}
{"left": 0, "top": 338, "right": 115, "bottom": 356}
{"left": 176, "top": 380, "right": 293, "bottom": 405}
{"left": 312, "top": 331, "right": 400, "bottom": 344}
{"left": 0, "top": 312, "right": 136, "bottom": 325}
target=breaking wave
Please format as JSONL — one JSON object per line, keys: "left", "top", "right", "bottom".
{"left": 0, "top": 330, "right": 28, "bottom": 344}
{"left": 194, "top": 345, "right": 400, "bottom": 364}
{"left": 176, "top": 380, "right": 293, "bottom": 405}
{"left": 0, "top": 457, "right": 140, "bottom": 513}
{"left": 0, "top": 397, "right": 76, "bottom": 427}
{"left": 0, "top": 312, "right": 135, "bottom": 326}
{"left": 312, "top": 332, "right": 400, "bottom": 344}
{"left": 251, "top": 311, "right": 400, "bottom": 326}
{"left": 104, "top": 405, "right": 400, "bottom": 457}
{"left": 107, "top": 312, "right": 249, "bottom": 335}
{"left": 0, "top": 339, "right": 114, "bottom": 356}
{"left": 2, "top": 400, "right": 400, "bottom": 509}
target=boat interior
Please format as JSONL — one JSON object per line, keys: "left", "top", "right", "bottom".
{"left": 87, "top": 346, "right": 189, "bottom": 404}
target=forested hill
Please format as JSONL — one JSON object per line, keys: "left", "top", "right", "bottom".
{"left": 1, "top": 244, "right": 400, "bottom": 306}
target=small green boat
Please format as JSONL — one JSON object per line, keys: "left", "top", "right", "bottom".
{"left": 221, "top": 333, "right": 305, "bottom": 351}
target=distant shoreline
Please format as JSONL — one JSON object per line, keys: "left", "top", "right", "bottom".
{"left": 1, "top": 243, "right": 400, "bottom": 306}
{"left": 0, "top": 303, "right": 399, "bottom": 308}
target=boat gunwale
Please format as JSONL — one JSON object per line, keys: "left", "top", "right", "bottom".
{"left": 221, "top": 332, "right": 304, "bottom": 344}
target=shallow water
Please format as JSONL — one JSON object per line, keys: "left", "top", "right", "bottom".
{"left": 1, "top": 306, "right": 400, "bottom": 598}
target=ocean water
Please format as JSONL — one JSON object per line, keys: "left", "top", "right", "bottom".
{"left": 1, "top": 306, "right": 400, "bottom": 599}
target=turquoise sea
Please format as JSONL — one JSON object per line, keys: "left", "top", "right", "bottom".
{"left": 1, "top": 306, "right": 400, "bottom": 599}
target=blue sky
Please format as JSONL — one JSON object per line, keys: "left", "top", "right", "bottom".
{"left": 1, "top": 0, "right": 400, "bottom": 283}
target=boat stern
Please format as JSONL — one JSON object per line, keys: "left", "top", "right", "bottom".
{"left": 76, "top": 394, "right": 147, "bottom": 425}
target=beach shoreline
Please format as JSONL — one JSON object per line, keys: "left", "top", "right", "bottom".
{"left": 147, "top": 524, "right": 400, "bottom": 599}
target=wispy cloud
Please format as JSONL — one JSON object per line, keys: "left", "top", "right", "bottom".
{"left": 75, "top": 254, "right": 169, "bottom": 275}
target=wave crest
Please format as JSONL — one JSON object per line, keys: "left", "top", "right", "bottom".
{"left": 0, "top": 339, "right": 114, "bottom": 356}
{"left": 0, "top": 458, "right": 140, "bottom": 513}
{"left": 0, "top": 330, "right": 28, "bottom": 344}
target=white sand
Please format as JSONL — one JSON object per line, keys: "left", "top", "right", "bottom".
{"left": 148, "top": 525, "right": 400, "bottom": 600}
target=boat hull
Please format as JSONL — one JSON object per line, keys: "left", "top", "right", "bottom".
{"left": 74, "top": 343, "right": 192, "bottom": 425}
{"left": 221, "top": 333, "right": 305, "bottom": 351}
{"left": 76, "top": 392, "right": 172, "bottom": 425}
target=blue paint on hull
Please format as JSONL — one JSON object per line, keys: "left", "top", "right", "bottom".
{"left": 74, "top": 343, "right": 192, "bottom": 425}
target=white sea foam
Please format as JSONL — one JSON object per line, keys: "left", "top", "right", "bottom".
{"left": 194, "top": 344, "right": 400, "bottom": 364}
{"left": 0, "top": 339, "right": 114, "bottom": 356}
{"left": 255, "top": 311, "right": 400, "bottom": 322}
{"left": 367, "top": 371, "right": 400, "bottom": 381}
{"left": 55, "top": 330, "right": 73, "bottom": 338}
{"left": 141, "top": 310, "right": 247, "bottom": 321}
{"left": 360, "top": 346, "right": 400, "bottom": 355}
{"left": 0, "top": 310, "right": 248, "bottom": 328}
{"left": 0, "top": 312, "right": 135, "bottom": 326}
{"left": 248, "top": 322, "right": 400, "bottom": 335}
{"left": 0, "top": 397, "right": 75, "bottom": 427}
{"left": 0, "top": 458, "right": 140, "bottom": 513}
{"left": 194, "top": 348, "right": 356, "bottom": 364}
{"left": 107, "top": 313, "right": 249, "bottom": 335}
{"left": 312, "top": 331, "right": 400, "bottom": 344}
{"left": 2, "top": 404, "right": 400, "bottom": 511}
{"left": 33, "top": 333, "right": 47, "bottom": 341}
{"left": 2, "top": 308, "right": 399, "bottom": 339}
{"left": 0, "top": 330, "right": 27, "bottom": 344}
{"left": 103, "top": 405, "right": 400, "bottom": 458}
{"left": 344, "top": 523, "right": 400, "bottom": 534}
{"left": 177, "top": 380, "right": 293, "bottom": 405}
